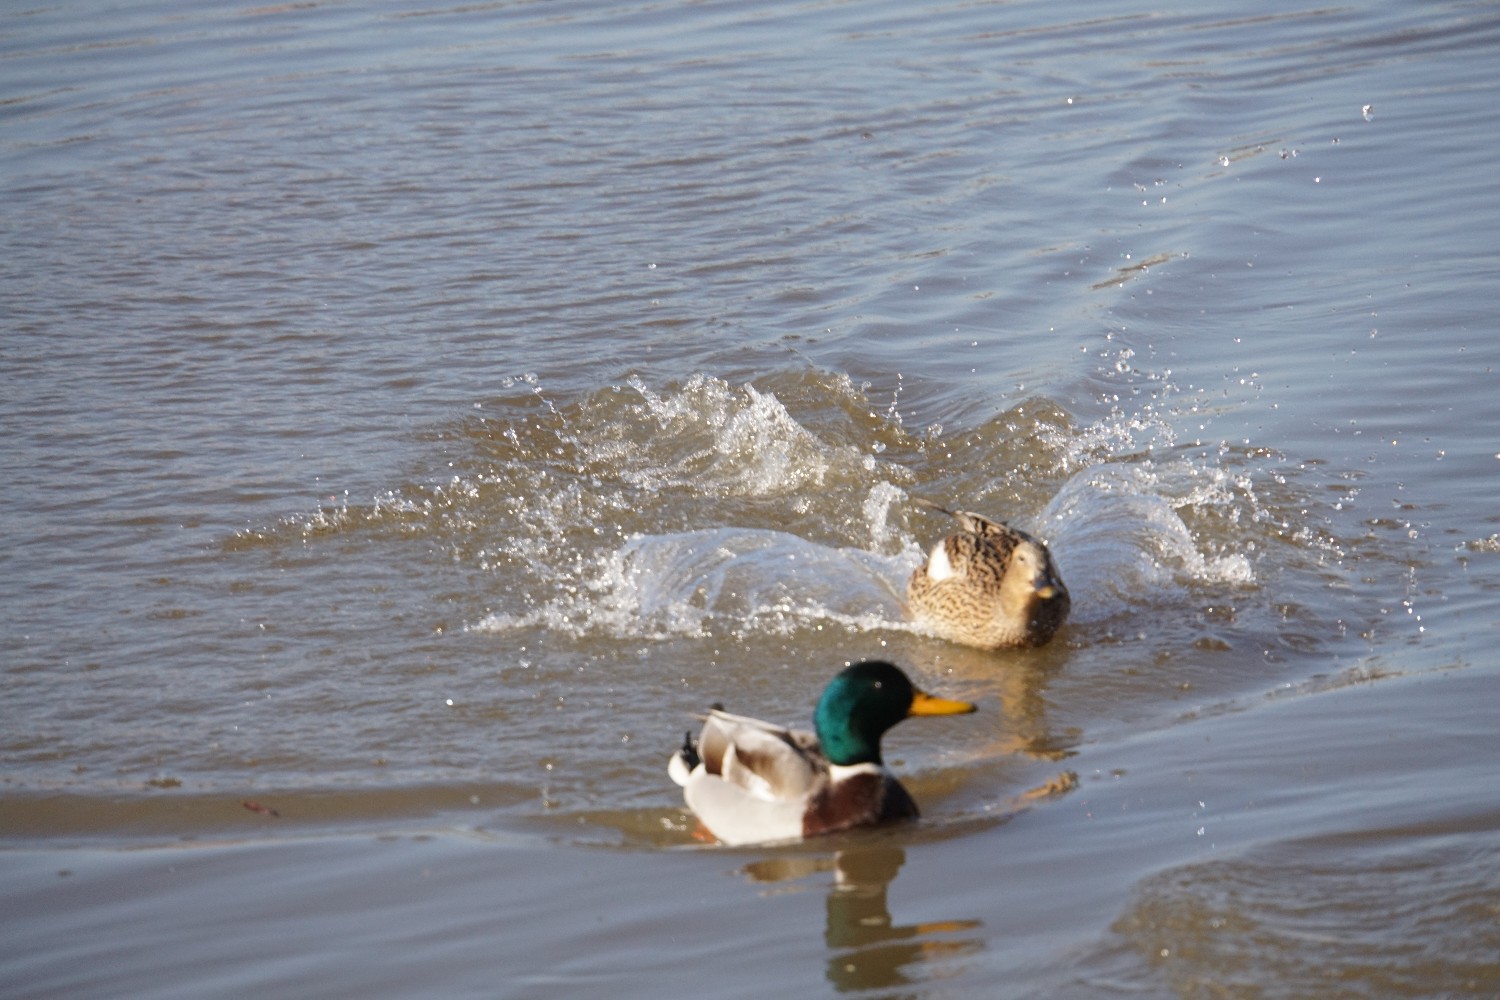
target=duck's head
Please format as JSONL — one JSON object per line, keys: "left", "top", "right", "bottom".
{"left": 1003, "top": 538, "right": 1070, "bottom": 618}
{"left": 813, "top": 661, "right": 976, "bottom": 766}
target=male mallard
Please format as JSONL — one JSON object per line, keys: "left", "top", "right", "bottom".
{"left": 907, "top": 500, "right": 1070, "bottom": 649}
{"left": 667, "top": 660, "right": 976, "bottom": 846}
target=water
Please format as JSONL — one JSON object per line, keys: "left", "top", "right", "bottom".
{"left": 3, "top": 0, "right": 1499, "bottom": 996}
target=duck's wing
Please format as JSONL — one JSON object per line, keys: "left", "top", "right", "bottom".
{"left": 952, "top": 510, "right": 1029, "bottom": 548}
{"left": 918, "top": 528, "right": 1016, "bottom": 587}
{"left": 672, "top": 709, "right": 827, "bottom": 846}
{"left": 701, "top": 709, "right": 825, "bottom": 801}
{"left": 692, "top": 708, "right": 782, "bottom": 773}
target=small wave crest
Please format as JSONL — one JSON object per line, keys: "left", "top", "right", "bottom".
{"left": 618, "top": 374, "right": 881, "bottom": 498}
{"left": 1046, "top": 463, "right": 1256, "bottom": 625}
{"left": 471, "top": 526, "right": 920, "bottom": 640}
{"left": 231, "top": 370, "right": 1313, "bottom": 652}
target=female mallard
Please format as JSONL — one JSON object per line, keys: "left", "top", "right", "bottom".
{"left": 907, "top": 500, "right": 1070, "bottom": 649}
{"left": 667, "top": 660, "right": 976, "bottom": 846}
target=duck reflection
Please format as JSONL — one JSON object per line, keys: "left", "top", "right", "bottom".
{"left": 916, "top": 641, "right": 1075, "bottom": 762}
{"left": 742, "top": 845, "right": 982, "bottom": 993}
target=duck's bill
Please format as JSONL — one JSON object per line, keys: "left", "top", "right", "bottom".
{"left": 908, "top": 690, "right": 978, "bottom": 716}
{"left": 1034, "top": 574, "right": 1067, "bottom": 600}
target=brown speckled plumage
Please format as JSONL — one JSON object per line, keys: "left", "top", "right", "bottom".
{"left": 907, "top": 500, "right": 1070, "bottom": 649}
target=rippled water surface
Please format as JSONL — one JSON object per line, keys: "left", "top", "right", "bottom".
{"left": 3, "top": 0, "right": 1498, "bottom": 996}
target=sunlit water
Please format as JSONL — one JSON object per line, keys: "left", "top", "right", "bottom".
{"left": 3, "top": 0, "right": 1498, "bottom": 996}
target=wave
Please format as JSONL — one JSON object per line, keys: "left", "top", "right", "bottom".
{"left": 228, "top": 370, "right": 1288, "bottom": 646}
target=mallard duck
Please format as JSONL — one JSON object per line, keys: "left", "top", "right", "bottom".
{"left": 907, "top": 499, "right": 1070, "bottom": 649}
{"left": 667, "top": 660, "right": 976, "bottom": 846}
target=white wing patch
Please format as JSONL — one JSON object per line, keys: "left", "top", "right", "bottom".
{"left": 924, "top": 539, "right": 958, "bottom": 583}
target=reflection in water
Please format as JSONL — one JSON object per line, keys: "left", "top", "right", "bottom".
{"left": 824, "top": 846, "right": 984, "bottom": 993}
{"left": 926, "top": 644, "right": 1073, "bottom": 763}
{"left": 742, "top": 845, "right": 982, "bottom": 994}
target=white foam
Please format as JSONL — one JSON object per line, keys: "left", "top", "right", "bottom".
{"left": 470, "top": 526, "right": 917, "bottom": 640}
{"left": 1043, "top": 463, "right": 1256, "bottom": 624}
{"left": 450, "top": 374, "right": 1286, "bottom": 642}
{"left": 616, "top": 374, "right": 871, "bottom": 498}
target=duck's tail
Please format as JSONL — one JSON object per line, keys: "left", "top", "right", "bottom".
{"left": 911, "top": 497, "right": 958, "bottom": 519}
{"left": 667, "top": 730, "right": 700, "bottom": 786}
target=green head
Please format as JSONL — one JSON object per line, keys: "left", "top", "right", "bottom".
{"left": 813, "top": 661, "right": 976, "bottom": 766}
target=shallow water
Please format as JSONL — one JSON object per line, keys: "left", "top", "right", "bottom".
{"left": 4, "top": 0, "right": 1499, "bottom": 996}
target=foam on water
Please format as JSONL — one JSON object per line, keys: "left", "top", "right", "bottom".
{"left": 447, "top": 371, "right": 1288, "bottom": 648}
{"left": 195, "top": 364, "right": 1374, "bottom": 819}
{"left": 472, "top": 526, "right": 916, "bottom": 640}
{"left": 618, "top": 374, "right": 880, "bottom": 498}
{"left": 223, "top": 368, "right": 1305, "bottom": 652}
{"left": 1044, "top": 463, "right": 1256, "bottom": 626}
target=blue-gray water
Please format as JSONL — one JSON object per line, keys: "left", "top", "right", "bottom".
{"left": 3, "top": 1, "right": 1498, "bottom": 996}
